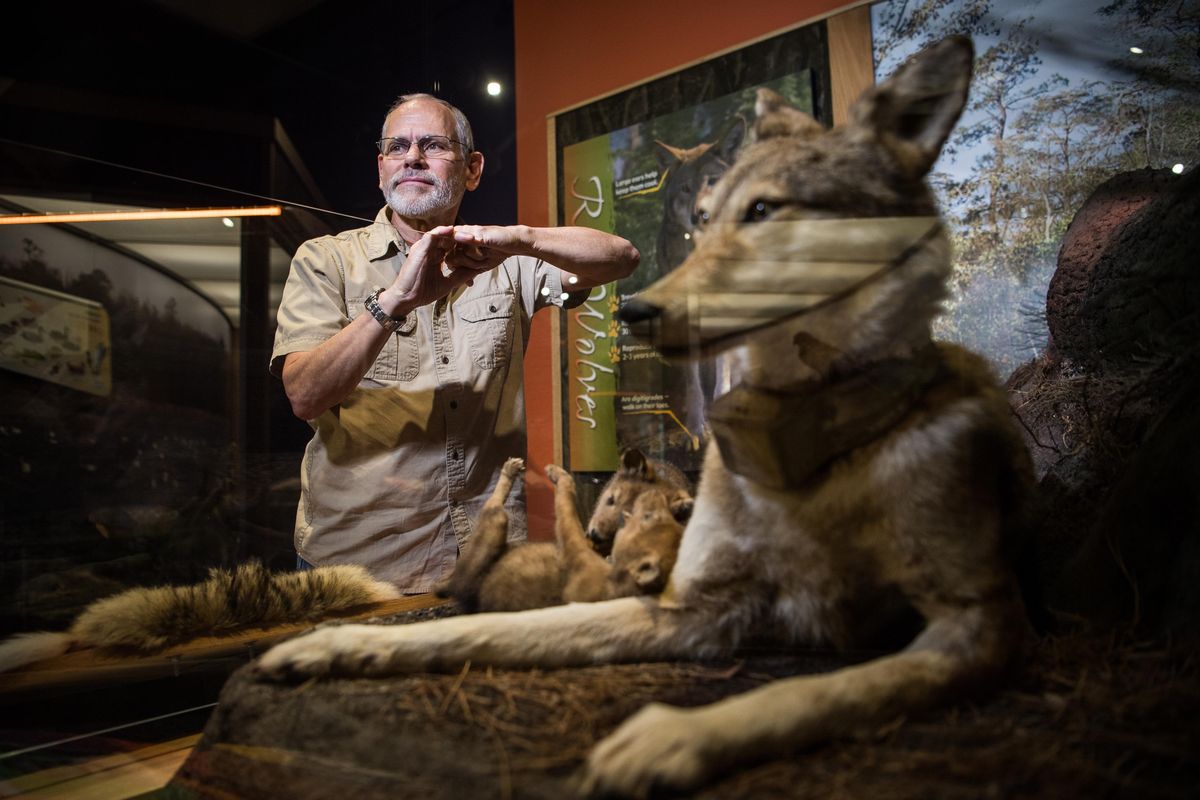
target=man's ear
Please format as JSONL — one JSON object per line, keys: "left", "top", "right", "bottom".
{"left": 377, "top": 154, "right": 386, "bottom": 190}
{"left": 464, "top": 151, "right": 485, "bottom": 191}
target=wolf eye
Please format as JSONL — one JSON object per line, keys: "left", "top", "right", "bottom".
{"left": 743, "top": 200, "right": 781, "bottom": 223}
{"left": 606, "top": 496, "right": 615, "bottom": 506}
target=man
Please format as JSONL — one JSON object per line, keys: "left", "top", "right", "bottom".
{"left": 270, "top": 94, "right": 639, "bottom": 592}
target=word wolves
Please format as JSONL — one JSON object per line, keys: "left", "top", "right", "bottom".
{"left": 0, "top": 561, "right": 398, "bottom": 672}
{"left": 434, "top": 453, "right": 691, "bottom": 612}
{"left": 258, "top": 37, "right": 1034, "bottom": 798}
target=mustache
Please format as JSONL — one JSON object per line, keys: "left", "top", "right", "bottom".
{"left": 392, "top": 169, "right": 437, "bottom": 187}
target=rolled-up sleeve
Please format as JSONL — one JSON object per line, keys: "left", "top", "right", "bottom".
{"left": 270, "top": 240, "right": 349, "bottom": 377}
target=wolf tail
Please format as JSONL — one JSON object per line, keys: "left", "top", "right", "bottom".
{"left": 434, "top": 458, "right": 524, "bottom": 612}
{"left": 0, "top": 632, "right": 75, "bottom": 673}
{"left": 0, "top": 561, "right": 401, "bottom": 672}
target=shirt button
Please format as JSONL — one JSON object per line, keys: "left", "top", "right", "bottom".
{"left": 449, "top": 400, "right": 458, "bottom": 410}
{"left": 441, "top": 355, "right": 449, "bottom": 364}
{"left": 488, "top": 304, "right": 497, "bottom": 312}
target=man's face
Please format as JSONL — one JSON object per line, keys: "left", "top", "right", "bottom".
{"left": 377, "top": 99, "right": 482, "bottom": 222}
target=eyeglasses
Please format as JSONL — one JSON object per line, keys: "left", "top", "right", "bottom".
{"left": 376, "top": 135, "right": 468, "bottom": 160}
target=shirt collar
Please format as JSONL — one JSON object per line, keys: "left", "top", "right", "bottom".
{"left": 364, "top": 207, "right": 468, "bottom": 261}
{"left": 365, "top": 207, "right": 409, "bottom": 261}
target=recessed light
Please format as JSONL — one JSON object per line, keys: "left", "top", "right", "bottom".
{"left": 486, "top": 81, "right": 502, "bottom": 96}
{"left": 222, "top": 217, "right": 235, "bottom": 227}
{"left": 1172, "top": 163, "right": 1185, "bottom": 174}
{"left": 1129, "top": 46, "right": 1144, "bottom": 54}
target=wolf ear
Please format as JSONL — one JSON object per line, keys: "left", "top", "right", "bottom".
{"left": 849, "top": 35, "right": 974, "bottom": 178}
{"left": 715, "top": 116, "right": 747, "bottom": 162}
{"left": 754, "top": 87, "right": 824, "bottom": 141}
{"left": 618, "top": 448, "right": 651, "bottom": 479}
{"left": 669, "top": 491, "right": 694, "bottom": 523}
{"left": 654, "top": 140, "right": 687, "bottom": 170}
{"left": 633, "top": 556, "right": 662, "bottom": 590}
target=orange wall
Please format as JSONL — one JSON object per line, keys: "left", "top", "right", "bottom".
{"left": 514, "top": 0, "right": 860, "bottom": 538}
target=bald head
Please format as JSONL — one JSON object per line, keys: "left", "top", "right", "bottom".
{"left": 382, "top": 93, "right": 475, "bottom": 155}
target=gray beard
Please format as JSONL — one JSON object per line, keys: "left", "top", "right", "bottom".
{"left": 382, "top": 169, "right": 461, "bottom": 219}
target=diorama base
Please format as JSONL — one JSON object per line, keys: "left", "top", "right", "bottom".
{"left": 166, "top": 611, "right": 1198, "bottom": 800}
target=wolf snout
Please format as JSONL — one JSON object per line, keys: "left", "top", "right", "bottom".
{"left": 616, "top": 298, "right": 661, "bottom": 324}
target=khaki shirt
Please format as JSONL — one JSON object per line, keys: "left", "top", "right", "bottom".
{"left": 271, "top": 208, "right": 584, "bottom": 592}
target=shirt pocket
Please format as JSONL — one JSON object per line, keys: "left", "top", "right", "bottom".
{"left": 348, "top": 295, "right": 420, "bottom": 382}
{"left": 458, "top": 292, "right": 516, "bottom": 370}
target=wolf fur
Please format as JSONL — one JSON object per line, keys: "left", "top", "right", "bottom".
{"left": 0, "top": 561, "right": 399, "bottom": 672}
{"left": 433, "top": 455, "right": 691, "bottom": 612}
{"left": 257, "top": 37, "right": 1035, "bottom": 798}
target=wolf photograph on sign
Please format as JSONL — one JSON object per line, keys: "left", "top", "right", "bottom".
{"left": 558, "top": 40, "right": 821, "bottom": 475}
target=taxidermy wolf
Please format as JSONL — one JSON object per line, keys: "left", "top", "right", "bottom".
{"left": 434, "top": 453, "right": 692, "bottom": 613}
{"left": 258, "top": 36, "right": 1035, "bottom": 797}
{"left": 0, "top": 561, "right": 399, "bottom": 672}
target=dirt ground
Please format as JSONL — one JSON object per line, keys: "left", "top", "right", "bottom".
{"left": 166, "top": 606, "right": 1199, "bottom": 799}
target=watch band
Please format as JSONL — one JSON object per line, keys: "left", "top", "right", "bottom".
{"left": 364, "top": 288, "right": 404, "bottom": 333}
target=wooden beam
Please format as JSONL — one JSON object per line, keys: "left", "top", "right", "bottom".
{"left": 827, "top": 5, "right": 876, "bottom": 126}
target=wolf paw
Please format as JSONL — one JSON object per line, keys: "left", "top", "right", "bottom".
{"left": 255, "top": 626, "right": 396, "bottom": 681}
{"left": 545, "top": 464, "right": 573, "bottom": 487}
{"left": 501, "top": 457, "right": 525, "bottom": 479}
{"left": 580, "top": 702, "right": 716, "bottom": 798}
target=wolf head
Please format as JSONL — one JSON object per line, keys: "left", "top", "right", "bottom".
{"left": 654, "top": 117, "right": 747, "bottom": 271}
{"left": 619, "top": 37, "right": 973, "bottom": 386}
{"left": 586, "top": 448, "right": 692, "bottom": 556}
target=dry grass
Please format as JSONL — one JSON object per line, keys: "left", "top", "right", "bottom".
{"left": 340, "top": 610, "right": 1200, "bottom": 798}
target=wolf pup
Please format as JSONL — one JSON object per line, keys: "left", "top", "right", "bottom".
{"left": 433, "top": 455, "right": 691, "bottom": 612}
{"left": 0, "top": 561, "right": 399, "bottom": 672}
{"left": 583, "top": 447, "right": 691, "bottom": 557}
{"left": 259, "top": 37, "right": 1035, "bottom": 797}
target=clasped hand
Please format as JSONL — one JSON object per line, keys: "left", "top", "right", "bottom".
{"left": 389, "top": 225, "right": 523, "bottom": 309}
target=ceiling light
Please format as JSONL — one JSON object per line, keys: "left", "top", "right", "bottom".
{"left": 222, "top": 217, "right": 235, "bottom": 227}
{"left": 1172, "top": 163, "right": 1185, "bottom": 174}
{"left": 1129, "top": 46, "right": 1144, "bottom": 54}
{"left": 0, "top": 206, "right": 282, "bottom": 226}
{"left": 486, "top": 81, "right": 502, "bottom": 96}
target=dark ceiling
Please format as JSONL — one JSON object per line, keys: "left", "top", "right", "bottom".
{"left": 1, "top": 0, "right": 518, "bottom": 228}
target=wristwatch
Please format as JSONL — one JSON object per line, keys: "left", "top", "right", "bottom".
{"left": 364, "top": 288, "right": 404, "bottom": 332}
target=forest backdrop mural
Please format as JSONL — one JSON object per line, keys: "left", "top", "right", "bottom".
{"left": 871, "top": 0, "right": 1198, "bottom": 376}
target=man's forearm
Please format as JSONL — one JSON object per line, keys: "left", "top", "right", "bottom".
{"left": 281, "top": 314, "right": 393, "bottom": 420}
{"left": 450, "top": 225, "right": 640, "bottom": 289}
{"left": 521, "top": 225, "right": 640, "bottom": 287}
